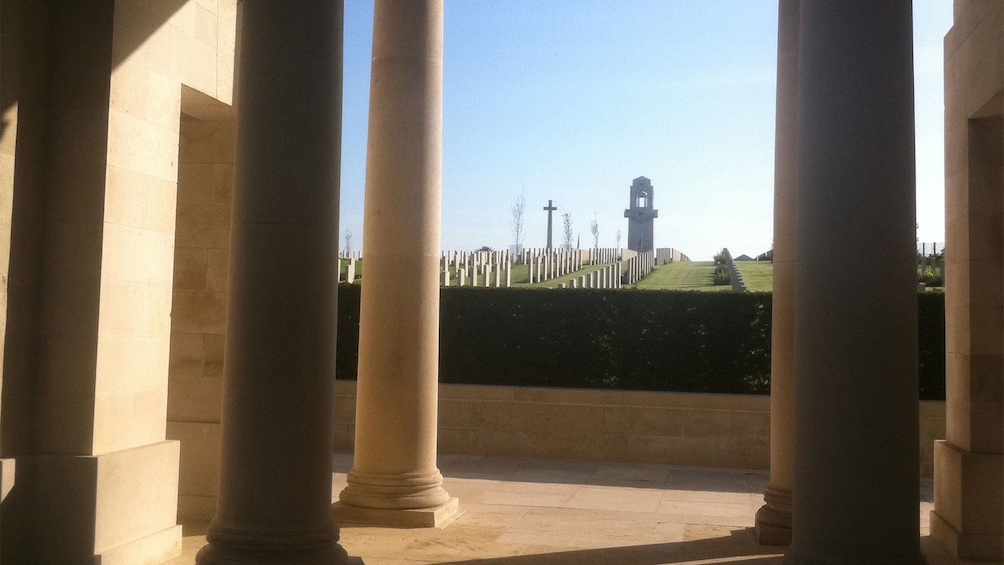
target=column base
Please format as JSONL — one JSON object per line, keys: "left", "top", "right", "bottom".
{"left": 339, "top": 468, "right": 451, "bottom": 510}
{"left": 932, "top": 441, "right": 1003, "bottom": 561}
{"left": 332, "top": 497, "right": 462, "bottom": 528}
{"left": 783, "top": 550, "right": 926, "bottom": 565}
{"left": 755, "top": 487, "right": 792, "bottom": 546}
{"left": 196, "top": 525, "right": 348, "bottom": 565}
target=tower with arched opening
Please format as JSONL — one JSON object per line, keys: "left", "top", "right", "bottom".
{"left": 624, "top": 176, "right": 659, "bottom": 253}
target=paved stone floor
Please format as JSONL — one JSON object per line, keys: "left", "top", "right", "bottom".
{"left": 168, "top": 453, "right": 977, "bottom": 565}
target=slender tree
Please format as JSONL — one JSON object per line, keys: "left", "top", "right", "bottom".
{"left": 590, "top": 215, "right": 600, "bottom": 250}
{"left": 510, "top": 188, "right": 526, "bottom": 262}
{"left": 344, "top": 229, "right": 353, "bottom": 257}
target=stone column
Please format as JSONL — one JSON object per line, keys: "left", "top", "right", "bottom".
{"left": 336, "top": 0, "right": 458, "bottom": 527}
{"left": 755, "top": 0, "right": 797, "bottom": 546}
{"left": 786, "top": 2, "right": 922, "bottom": 563}
{"left": 196, "top": 1, "right": 347, "bottom": 564}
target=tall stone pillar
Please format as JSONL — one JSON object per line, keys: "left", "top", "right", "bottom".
{"left": 196, "top": 1, "right": 347, "bottom": 563}
{"left": 335, "top": 0, "right": 459, "bottom": 527}
{"left": 786, "top": 2, "right": 922, "bottom": 563}
{"left": 755, "top": 0, "right": 797, "bottom": 546}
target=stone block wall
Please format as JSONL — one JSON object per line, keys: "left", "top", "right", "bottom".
{"left": 935, "top": 1, "right": 1003, "bottom": 558}
{"left": 334, "top": 381, "right": 946, "bottom": 477}
{"left": 166, "top": 90, "right": 234, "bottom": 522}
{"left": 0, "top": 1, "right": 238, "bottom": 561}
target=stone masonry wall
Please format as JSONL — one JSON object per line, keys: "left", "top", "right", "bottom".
{"left": 334, "top": 381, "right": 946, "bottom": 478}
{"left": 166, "top": 107, "right": 234, "bottom": 521}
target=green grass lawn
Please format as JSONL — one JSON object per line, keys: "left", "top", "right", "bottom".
{"left": 734, "top": 261, "right": 773, "bottom": 292}
{"left": 510, "top": 264, "right": 529, "bottom": 284}
{"left": 635, "top": 262, "right": 731, "bottom": 291}
{"left": 445, "top": 262, "right": 587, "bottom": 287}
{"left": 512, "top": 262, "right": 627, "bottom": 288}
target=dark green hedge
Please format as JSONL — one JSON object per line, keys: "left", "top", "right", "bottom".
{"left": 917, "top": 292, "right": 946, "bottom": 401}
{"left": 336, "top": 285, "right": 946, "bottom": 400}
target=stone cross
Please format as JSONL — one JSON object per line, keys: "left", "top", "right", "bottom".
{"left": 543, "top": 199, "right": 557, "bottom": 250}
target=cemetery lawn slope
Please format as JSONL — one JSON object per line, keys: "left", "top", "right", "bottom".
{"left": 511, "top": 264, "right": 529, "bottom": 284}
{"left": 635, "top": 261, "right": 730, "bottom": 291}
{"left": 525, "top": 262, "right": 627, "bottom": 288}
{"left": 734, "top": 261, "right": 773, "bottom": 292}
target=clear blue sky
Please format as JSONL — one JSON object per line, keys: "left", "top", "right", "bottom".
{"left": 339, "top": 1, "right": 953, "bottom": 261}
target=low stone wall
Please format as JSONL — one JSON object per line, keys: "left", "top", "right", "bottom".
{"left": 334, "top": 381, "right": 946, "bottom": 477}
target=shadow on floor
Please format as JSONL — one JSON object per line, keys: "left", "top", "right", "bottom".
{"left": 334, "top": 452, "right": 769, "bottom": 494}
{"left": 433, "top": 528, "right": 783, "bottom": 565}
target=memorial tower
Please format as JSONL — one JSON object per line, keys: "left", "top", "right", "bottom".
{"left": 624, "top": 176, "right": 658, "bottom": 252}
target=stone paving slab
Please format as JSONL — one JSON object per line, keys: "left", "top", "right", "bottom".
{"left": 165, "top": 454, "right": 977, "bottom": 565}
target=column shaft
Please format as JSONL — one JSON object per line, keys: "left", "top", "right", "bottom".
{"left": 338, "top": 0, "right": 457, "bottom": 524}
{"left": 197, "top": 1, "right": 346, "bottom": 563}
{"left": 786, "top": 2, "right": 922, "bottom": 563}
{"left": 755, "top": 0, "right": 797, "bottom": 546}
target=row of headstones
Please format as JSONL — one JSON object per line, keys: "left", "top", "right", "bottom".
{"left": 441, "top": 260, "right": 512, "bottom": 288}
{"left": 589, "top": 248, "right": 619, "bottom": 265}
{"left": 917, "top": 242, "right": 943, "bottom": 257}
{"left": 655, "top": 247, "right": 687, "bottom": 266}
{"left": 918, "top": 254, "right": 945, "bottom": 274}
{"left": 441, "top": 249, "right": 513, "bottom": 288}
{"left": 556, "top": 263, "right": 622, "bottom": 289}
{"left": 918, "top": 254, "right": 946, "bottom": 290}
{"left": 623, "top": 250, "right": 656, "bottom": 285}
{"left": 338, "top": 257, "right": 359, "bottom": 284}
{"left": 722, "top": 248, "right": 747, "bottom": 293}
{"left": 523, "top": 248, "right": 584, "bottom": 284}
{"left": 443, "top": 249, "right": 512, "bottom": 271}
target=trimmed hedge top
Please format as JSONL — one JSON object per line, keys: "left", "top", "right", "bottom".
{"left": 336, "top": 286, "right": 946, "bottom": 400}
